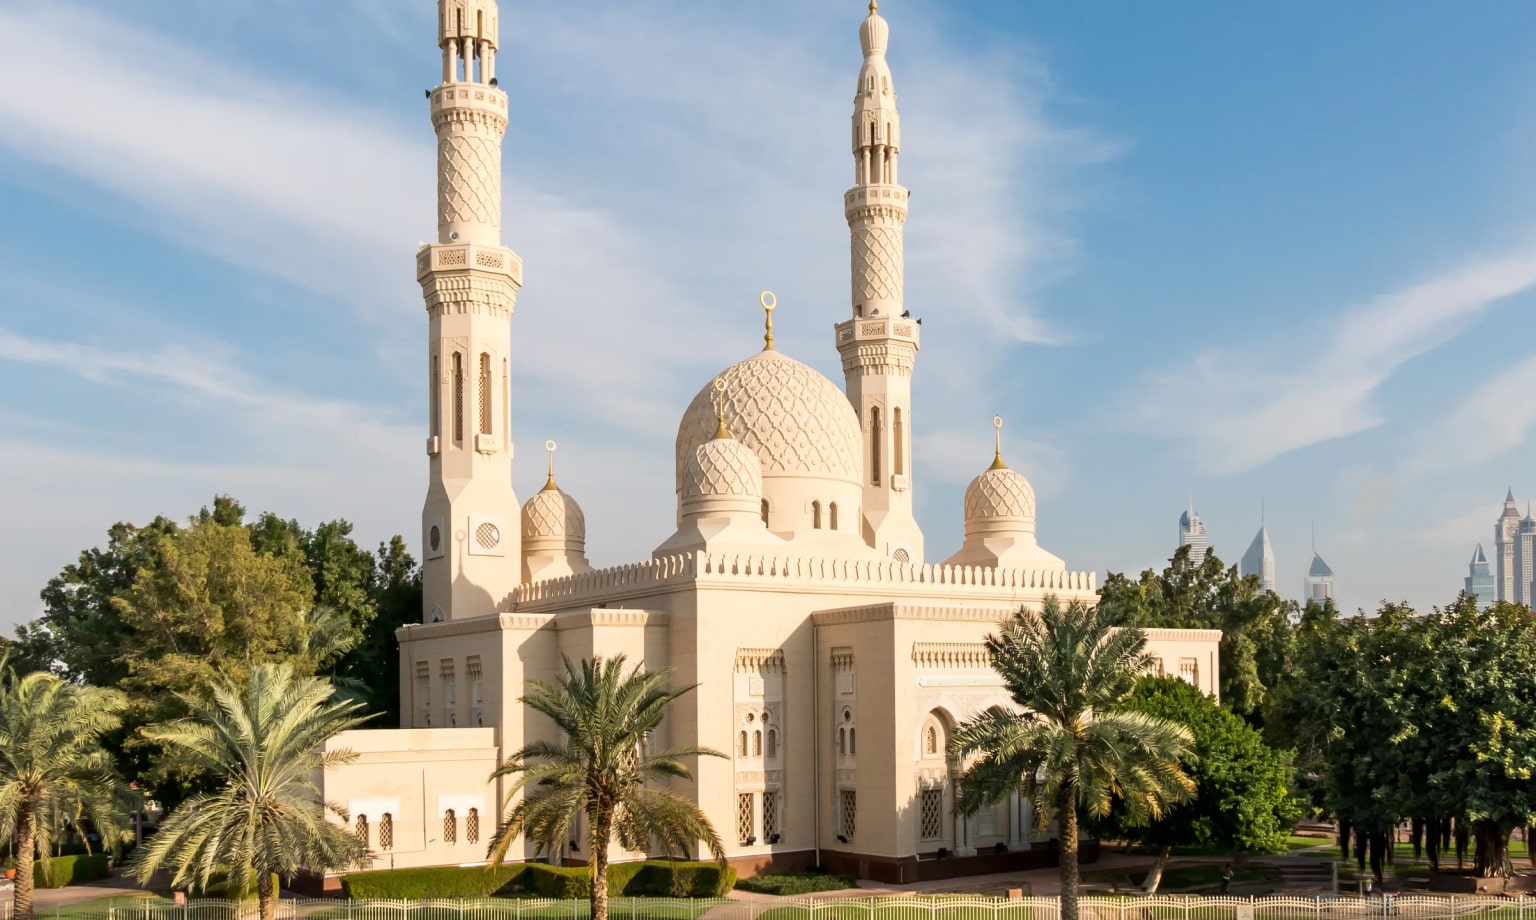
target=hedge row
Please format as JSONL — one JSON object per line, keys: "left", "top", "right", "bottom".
{"left": 341, "top": 860, "right": 736, "bottom": 900}
{"left": 34, "top": 853, "right": 112, "bottom": 889}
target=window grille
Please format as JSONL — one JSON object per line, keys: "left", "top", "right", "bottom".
{"left": 467, "top": 808, "right": 479, "bottom": 844}
{"left": 430, "top": 356, "right": 440, "bottom": 436}
{"left": 926, "top": 725, "right": 938, "bottom": 755}
{"left": 850, "top": 728, "right": 856, "bottom": 755}
{"left": 840, "top": 790, "right": 857, "bottom": 840}
{"left": 443, "top": 809, "right": 457, "bottom": 844}
{"left": 870, "top": 408, "right": 881, "bottom": 486}
{"left": 893, "top": 408, "right": 904, "bottom": 476}
{"left": 766, "top": 729, "right": 777, "bottom": 758}
{"left": 839, "top": 727, "right": 846, "bottom": 755}
{"left": 737, "top": 793, "right": 755, "bottom": 845}
{"left": 738, "top": 731, "right": 748, "bottom": 757}
{"left": 380, "top": 813, "right": 394, "bottom": 850}
{"left": 919, "top": 788, "right": 943, "bottom": 839}
{"left": 452, "top": 352, "right": 464, "bottom": 443}
{"left": 753, "top": 731, "right": 762, "bottom": 756}
{"left": 355, "top": 814, "right": 369, "bottom": 846}
{"left": 763, "top": 791, "right": 779, "bottom": 838}
{"left": 478, "top": 353, "right": 492, "bottom": 435}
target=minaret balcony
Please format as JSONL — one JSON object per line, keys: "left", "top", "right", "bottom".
{"left": 844, "top": 184, "right": 909, "bottom": 213}
{"left": 835, "top": 316, "right": 920, "bottom": 349}
{"left": 416, "top": 242, "right": 523, "bottom": 288}
{"left": 429, "top": 83, "right": 508, "bottom": 114}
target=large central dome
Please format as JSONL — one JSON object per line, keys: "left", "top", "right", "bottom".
{"left": 676, "top": 349, "right": 863, "bottom": 491}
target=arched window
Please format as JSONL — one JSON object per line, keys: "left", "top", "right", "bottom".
{"left": 893, "top": 408, "right": 904, "bottom": 476}
{"left": 451, "top": 353, "right": 464, "bottom": 444}
{"left": 829, "top": 502, "right": 839, "bottom": 531}
{"left": 926, "top": 726, "right": 938, "bottom": 755}
{"left": 760, "top": 500, "right": 770, "bottom": 526}
{"left": 380, "top": 813, "right": 394, "bottom": 851}
{"left": 753, "top": 731, "right": 762, "bottom": 756}
{"left": 850, "top": 728, "right": 857, "bottom": 755}
{"left": 839, "top": 727, "right": 847, "bottom": 755}
{"left": 766, "top": 729, "right": 778, "bottom": 758}
{"left": 430, "top": 356, "right": 440, "bottom": 437}
{"left": 739, "top": 731, "right": 748, "bottom": 757}
{"left": 355, "top": 814, "right": 369, "bottom": 846}
{"left": 478, "top": 353, "right": 492, "bottom": 435}
{"left": 443, "top": 809, "right": 457, "bottom": 844}
{"left": 467, "top": 808, "right": 480, "bottom": 845}
{"left": 812, "top": 501, "right": 822, "bottom": 529}
{"left": 870, "top": 407, "right": 882, "bottom": 486}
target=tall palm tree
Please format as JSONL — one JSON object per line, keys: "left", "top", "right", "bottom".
{"left": 488, "top": 656, "right": 727, "bottom": 920}
{"left": 129, "top": 663, "right": 369, "bottom": 920}
{"left": 951, "top": 597, "right": 1196, "bottom": 920}
{"left": 0, "top": 658, "right": 130, "bottom": 920}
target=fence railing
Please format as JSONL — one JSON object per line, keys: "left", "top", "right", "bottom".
{"left": 2, "top": 896, "right": 1535, "bottom": 920}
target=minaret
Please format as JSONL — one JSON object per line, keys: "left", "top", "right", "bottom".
{"left": 418, "top": 0, "right": 523, "bottom": 621}
{"left": 835, "top": 1, "right": 924, "bottom": 564}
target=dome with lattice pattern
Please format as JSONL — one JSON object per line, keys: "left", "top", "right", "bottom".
{"left": 522, "top": 485, "right": 586, "bottom": 542}
{"left": 964, "top": 467, "right": 1036, "bottom": 527}
{"left": 676, "top": 349, "right": 862, "bottom": 492}
{"left": 683, "top": 437, "right": 763, "bottom": 501}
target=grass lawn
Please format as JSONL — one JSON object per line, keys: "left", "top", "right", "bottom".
{"left": 1080, "top": 864, "right": 1278, "bottom": 895}
{"left": 1284, "top": 835, "right": 1332, "bottom": 852}
{"left": 755, "top": 898, "right": 1037, "bottom": 920}
{"left": 308, "top": 899, "right": 716, "bottom": 920}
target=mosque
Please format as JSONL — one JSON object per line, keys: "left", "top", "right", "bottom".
{"left": 318, "top": 0, "right": 1222, "bottom": 885}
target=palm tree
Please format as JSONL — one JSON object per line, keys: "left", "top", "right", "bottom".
{"left": 0, "top": 658, "right": 130, "bottom": 920}
{"left": 488, "top": 656, "right": 727, "bottom": 920}
{"left": 129, "top": 663, "right": 369, "bottom": 920}
{"left": 950, "top": 597, "right": 1196, "bottom": 920}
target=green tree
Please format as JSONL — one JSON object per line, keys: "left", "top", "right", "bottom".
{"left": 0, "top": 659, "right": 131, "bottom": 920}
{"left": 950, "top": 598, "right": 1195, "bottom": 920}
{"left": 336, "top": 537, "right": 422, "bottom": 720}
{"left": 1099, "top": 546, "right": 1297, "bottom": 720}
{"left": 129, "top": 663, "right": 369, "bottom": 920}
{"left": 1094, "top": 677, "right": 1299, "bottom": 891}
{"left": 488, "top": 656, "right": 727, "bottom": 920}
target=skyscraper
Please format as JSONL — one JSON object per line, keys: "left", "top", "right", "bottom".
{"left": 1179, "top": 501, "right": 1208, "bottom": 566}
{"left": 1493, "top": 490, "right": 1536, "bottom": 605}
{"left": 1465, "top": 544, "right": 1494, "bottom": 611}
{"left": 1304, "top": 549, "right": 1334, "bottom": 603}
{"left": 1240, "top": 514, "right": 1277, "bottom": 593}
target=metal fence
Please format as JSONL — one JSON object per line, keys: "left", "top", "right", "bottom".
{"left": 4, "top": 896, "right": 1536, "bottom": 920}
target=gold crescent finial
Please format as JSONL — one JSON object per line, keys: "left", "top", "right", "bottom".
{"left": 542, "top": 439, "right": 559, "bottom": 491}
{"left": 760, "top": 291, "right": 777, "bottom": 351}
{"left": 712, "top": 378, "right": 732, "bottom": 439}
{"left": 989, "top": 415, "right": 1008, "bottom": 470}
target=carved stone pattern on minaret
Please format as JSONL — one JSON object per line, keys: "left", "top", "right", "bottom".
{"left": 438, "top": 133, "right": 501, "bottom": 229}
{"left": 850, "top": 224, "right": 904, "bottom": 304}
{"left": 420, "top": 275, "right": 516, "bottom": 318}
{"left": 838, "top": 342, "right": 915, "bottom": 376}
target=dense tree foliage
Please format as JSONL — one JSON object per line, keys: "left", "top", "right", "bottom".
{"left": 1093, "top": 677, "right": 1299, "bottom": 889}
{"left": 1098, "top": 546, "right": 1297, "bottom": 720}
{"left": 11, "top": 496, "right": 419, "bottom": 798}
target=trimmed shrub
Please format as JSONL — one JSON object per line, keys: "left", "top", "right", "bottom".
{"left": 623, "top": 861, "right": 736, "bottom": 898}
{"left": 341, "top": 865, "right": 526, "bottom": 899}
{"left": 734, "top": 872, "right": 858, "bottom": 896}
{"left": 521, "top": 863, "right": 591, "bottom": 899}
{"left": 33, "top": 853, "right": 111, "bottom": 889}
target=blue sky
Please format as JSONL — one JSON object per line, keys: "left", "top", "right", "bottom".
{"left": 3, "top": 0, "right": 1535, "bottom": 629}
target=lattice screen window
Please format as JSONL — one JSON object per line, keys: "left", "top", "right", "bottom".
{"left": 762, "top": 791, "right": 779, "bottom": 838}
{"left": 443, "top": 809, "right": 457, "bottom": 844}
{"left": 468, "top": 657, "right": 484, "bottom": 726}
{"left": 380, "top": 813, "right": 394, "bottom": 850}
{"left": 840, "top": 790, "right": 857, "bottom": 840}
{"left": 737, "top": 793, "right": 755, "bottom": 845}
{"left": 452, "top": 352, "right": 464, "bottom": 444}
{"left": 478, "top": 353, "right": 492, "bottom": 435}
{"left": 766, "top": 729, "right": 778, "bottom": 758}
{"left": 354, "top": 814, "right": 369, "bottom": 846}
{"left": 466, "top": 808, "right": 480, "bottom": 845}
{"left": 442, "top": 661, "right": 457, "bottom": 726}
{"left": 919, "top": 788, "right": 943, "bottom": 840}
{"left": 417, "top": 664, "right": 431, "bottom": 727}
{"left": 430, "top": 355, "right": 440, "bottom": 436}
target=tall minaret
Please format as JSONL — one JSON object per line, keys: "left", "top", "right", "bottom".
{"left": 418, "top": 0, "right": 523, "bottom": 621}
{"left": 835, "top": 1, "right": 924, "bottom": 564}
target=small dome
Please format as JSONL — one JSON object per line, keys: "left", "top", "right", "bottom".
{"left": 676, "top": 349, "right": 862, "bottom": 491}
{"left": 683, "top": 437, "right": 763, "bottom": 501}
{"left": 964, "top": 467, "right": 1036, "bottom": 524}
{"left": 859, "top": 5, "right": 889, "bottom": 57}
{"left": 522, "top": 486, "right": 586, "bottom": 542}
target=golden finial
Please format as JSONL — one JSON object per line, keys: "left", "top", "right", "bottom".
{"left": 712, "top": 378, "right": 732, "bottom": 439}
{"left": 989, "top": 415, "right": 1008, "bottom": 470}
{"left": 760, "top": 291, "right": 777, "bottom": 351}
{"left": 542, "top": 439, "right": 559, "bottom": 491}
{"left": 869, "top": 0, "right": 878, "bottom": 12}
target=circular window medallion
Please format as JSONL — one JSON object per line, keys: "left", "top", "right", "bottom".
{"left": 429, "top": 525, "right": 442, "bottom": 552}
{"left": 475, "top": 522, "right": 500, "bottom": 549}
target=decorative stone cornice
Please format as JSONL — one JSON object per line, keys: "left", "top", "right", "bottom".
{"left": 735, "top": 648, "right": 786, "bottom": 673}
{"left": 554, "top": 609, "right": 669, "bottom": 630}
{"left": 394, "top": 610, "right": 556, "bottom": 642}
{"left": 911, "top": 642, "right": 992, "bottom": 669}
{"left": 830, "top": 646, "right": 855, "bottom": 670}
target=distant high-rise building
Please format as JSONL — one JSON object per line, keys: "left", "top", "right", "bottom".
{"left": 1304, "top": 550, "right": 1334, "bottom": 603}
{"left": 1240, "top": 514, "right": 1276, "bottom": 593}
{"left": 1179, "top": 501, "right": 1208, "bottom": 566}
{"left": 1493, "top": 490, "right": 1536, "bottom": 605}
{"left": 1465, "top": 543, "right": 1495, "bottom": 611}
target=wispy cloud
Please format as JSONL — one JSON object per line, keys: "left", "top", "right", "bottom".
{"left": 1128, "top": 245, "right": 1536, "bottom": 474}
{"left": 1404, "top": 349, "right": 1536, "bottom": 478}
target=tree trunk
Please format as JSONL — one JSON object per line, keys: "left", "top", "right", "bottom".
{"left": 1355, "top": 827, "right": 1366, "bottom": 874}
{"left": 1368, "top": 831, "right": 1385, "bottom": 885}
{"left": 1427, "top": 815, "right": 1439, "bottom": 872}
{"left": 1473, "top": 821, "right": 1511, "bottom": 879}
{"left": 1455, "top": 819, "right": 1469, "bottom": 870}
{"left": 1059, "top": 786, "right": 1080, "bottom": 920}
{"left": 15, "top": 805, "right": 36, "bottom": 920}
{"left": 590, "top": 810, "right": 611, "bottom": 920}
{"left": 257, "top": 869, "right": 276, "bottom": 920}
{"left": 1410, "top": 818, "right": 1423, "bottom": 859}
{"left": 1339, "top": 819, "right": 1351, "bottom": 860}
{"left": 1141, "top": 846, "right": 1171, "bottom": 895}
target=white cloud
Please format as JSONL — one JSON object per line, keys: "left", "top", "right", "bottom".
{"left": 1129, "top": 245, "right": 1536, "bottom": 474}
{"left": 1403, "top": 350, "right": 1536, "bottom": 478}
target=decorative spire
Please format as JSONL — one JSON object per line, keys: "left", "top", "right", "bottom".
{"left": 869, "top": 0, "right": 878, "bottom": 11}
{"left": 712, "top": 378, "right": 732, "bottom": 440}
{"left": 989, "top": 415, "right": 1008, "bottom": 470}
{"left": 760, "top": 291, "right": 776, "bottom": 351}
{"left": 542, "top": 439, "right": 558, "bottom": 492}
